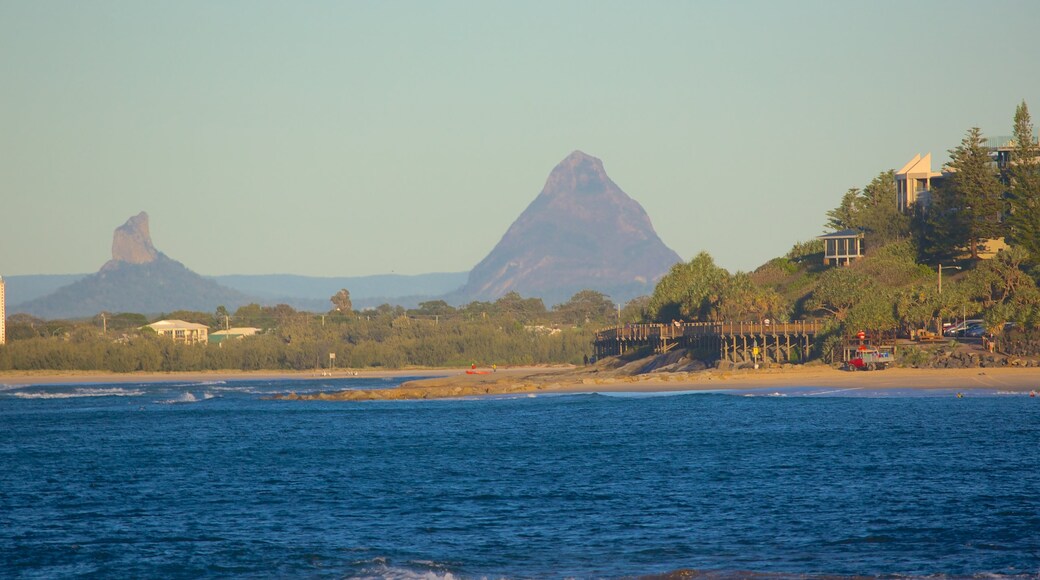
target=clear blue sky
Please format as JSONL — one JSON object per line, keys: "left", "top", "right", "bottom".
{"left": 3, "top": 1, "right": 1039, "bottom": 277}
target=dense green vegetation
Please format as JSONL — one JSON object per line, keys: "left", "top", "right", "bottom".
{"left": 646, "top": 101, "right": 1040, "bottom": 360}
{"left": 0, "top": 291, "right": 615, "bottom": 372}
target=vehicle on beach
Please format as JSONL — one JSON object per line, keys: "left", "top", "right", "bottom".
{"left": 845, "top": 349, "right": 893, "bottom": 371}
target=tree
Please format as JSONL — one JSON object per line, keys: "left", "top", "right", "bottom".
{"left": 412, "top": 300, "right": 456, "bottom": 317}
{"left": 914, "top": 176, "right": 965, "bottom": 263}
{"left": 331, "top": 289, "right": 353, "bottom": 313}
{"left": 715, "top": 273, "right": 787, "bottom": 322}
{"left": 805, "top": 267, "right": 873, "bottom": 322}
{"left": 825, "top": 188, "right": 861, "bottom": 231}
{"left": 553, "top": 290, "right": 615, "bottom": 325}
{"left": 1006, "top": 101, "right": 1040, "bottom": 265}
{"left": 647, "top": 252, "right": 730, "bottom": 322}
{"left": 494, "top": 292, "right": 547, "bottom": 323}
{"left": 943, "top": 127, "right": 1006, "bottom": 260}
{"left": 856, "top": 170, "right": 910, "bottom": 247}
{"left": 824, "top": 171, "right": 909, "bottom": 250}
{"left": 619, "top": 296, "right": 651, "bottom": 324}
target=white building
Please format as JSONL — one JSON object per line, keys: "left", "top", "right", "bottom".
{"left": 144, "top": 320, "right": 209, "bottom": 345}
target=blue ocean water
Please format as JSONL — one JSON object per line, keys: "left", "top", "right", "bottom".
{"left": 1, "top": 377, "right": 1039, "bottom": 579}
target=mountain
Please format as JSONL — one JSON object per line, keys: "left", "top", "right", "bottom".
{"left": 5, "top": 272, "right": 470, "bottom": 312}
{"left": 452, "top": 150, "right": 681, "bottom": 306}
{"left": 14, "top": 212, "right": 252, "bottom": 319}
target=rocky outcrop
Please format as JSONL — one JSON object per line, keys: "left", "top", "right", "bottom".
{"left": 110, "top": 211, "right": 158, "bottom": 265}
{"left": 455, "top": 151, "right": 681, "bottom": 306}
{"left": 15, "top": 213, "right": 252, "bottom": 318}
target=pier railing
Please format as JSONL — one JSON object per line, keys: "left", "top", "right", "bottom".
{"left": 593, "top": 319, "right": 826, "bottom": 362}
{"left": 595, "top": 320, "right": 824, "bottom": 342}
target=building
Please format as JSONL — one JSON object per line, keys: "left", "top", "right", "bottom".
{"left": 0, "top": 275, "right": 5, "bottom": 346}
{"left": 819, "top": 229, "right": 865, "bottom": 266}
{"left": 987, "top": 131, "right": 1040, "bottom": 170}
{"left": 144, "top": 320, "right": 209, "bottom": 345}
{"left": 895, "top": 153, "right": 944, "bottom": 213}
{"left": 209, "top": 327, "right": 261, "bottom": 345}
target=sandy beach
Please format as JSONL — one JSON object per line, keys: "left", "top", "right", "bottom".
{"left": 6, "top": 364, "right": 1040, "bottom": 399}
{"left": 278, "top": 363, "right": 1040, "bottom": 401}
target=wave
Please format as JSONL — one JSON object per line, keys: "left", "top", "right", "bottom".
{"left": 352, "top": 557, "right": 461, "bottom": 580}
{"left": 166, "top": 380, "right": 228, "bottom": 388}
{"left": 9, "top": 387, "right": 146, "bottom": 399}
{"left": 160, "top": 392, "right": 218, "bottom": 405}
{"left": 596, "top": 389, "right": 731, "bottom": 399}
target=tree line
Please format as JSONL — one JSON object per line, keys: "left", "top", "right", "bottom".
{"left": 0, "top": 290, "right": 620, "bottom": 372}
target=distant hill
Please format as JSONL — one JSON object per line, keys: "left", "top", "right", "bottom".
{"left": 3, "top": 274, "right": 88, "bottom": 308}
{"left": 13, "top": 212, "right": 252, "bottom": 319}
{"left": 16, "top": 255, "right": 253, "bottom": 319}
{"left": 7, "top": 272, "right": 469, "bottom": 314}
{"left": 212, "top": 272, "right": 468, "bottom": 310}
{"left": 451, "top": 150, "right": 681, "bottom": 306}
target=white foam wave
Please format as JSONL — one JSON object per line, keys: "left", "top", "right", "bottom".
{"left": 597, "top": 389, "right": 728, "bottom": 398}
{"left": 10, "top": 387, "right": 146, "bottom": 399}
{"left": 160, "top": 392, "right": 218, "bottom": 404}
{"left": 210, "top": 385, "right": 266, "bottom": 394}
{"left": 168, "top": 380, "right": 227, "bottom": 388}
{"left": 354, "top": 558, "right": 463, "bottom": 580}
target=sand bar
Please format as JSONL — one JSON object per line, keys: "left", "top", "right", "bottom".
{"left": 5, "top": 365, "right": 1040, "bottom": 399}
{"left": 279, "top": 364, "right": 1040, "bottom": 401}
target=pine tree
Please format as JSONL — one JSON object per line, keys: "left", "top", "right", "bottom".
{"left": 943, "top": 127, "right": 1005, "bottom": 260}
{"left": 1006, "top": 101, "right": 1040, "bottom": 264}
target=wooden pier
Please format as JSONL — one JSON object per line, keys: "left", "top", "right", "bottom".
{"left": 593, "top": 320, "right": 825, "bottom": 364}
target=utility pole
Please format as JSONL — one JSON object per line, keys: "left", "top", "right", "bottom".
{"left": 101, "top": 312, "right": 107, "bottom": 334}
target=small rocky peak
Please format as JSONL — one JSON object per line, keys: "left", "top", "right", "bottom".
{"left": 111, "top": 211, "right": 158, "bottom": 264}
{"left": 541, "top": 150, "right": 611, "bottom": 198}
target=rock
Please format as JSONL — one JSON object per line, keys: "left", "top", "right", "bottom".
{"left": 110, "top": 211, "right": 158, "bottom": 265}
{"left": 17, "top": 212, "right": 252, "bottom": 318}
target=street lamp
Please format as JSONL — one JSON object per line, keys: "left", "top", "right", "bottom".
{"left": 938, "top": 263, "right": 962, "bottom": 294}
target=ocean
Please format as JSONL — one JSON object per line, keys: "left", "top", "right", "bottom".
{"left": 1, "top": 377, "right": 1038, "bottom": 579}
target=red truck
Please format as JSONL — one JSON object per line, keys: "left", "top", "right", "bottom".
{"left": 845, "top": 349, "right": 894, "bottom": 371}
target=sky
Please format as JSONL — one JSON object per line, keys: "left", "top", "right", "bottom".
{"left": 3, "top": 1, "right": 1040, "bottom": 278}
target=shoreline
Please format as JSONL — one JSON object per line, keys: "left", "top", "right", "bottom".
{"left": 280, "top": 364, "right": 1040, "bottom": 401}
{"left": 0, "top": 367, "right": 461, "bottom": 387}
{"left": 5, "top": 364, "right": 1040, "bottom": 398}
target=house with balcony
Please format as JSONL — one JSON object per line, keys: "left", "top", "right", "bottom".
{"left": 145, "top": 320, "right": 209, "bottom": 345}
{"left": 818, "top": 229, "right": 865, "bottom": 266}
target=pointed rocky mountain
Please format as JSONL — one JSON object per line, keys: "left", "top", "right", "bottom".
{"left": 455, "top": 151, "right": 681, "bottom": 306}
{"left": 109, "top": 211, "right": 158, "bottom": 266}
{"left": 16, "top": 212, "right": 252, "bottom": 319}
